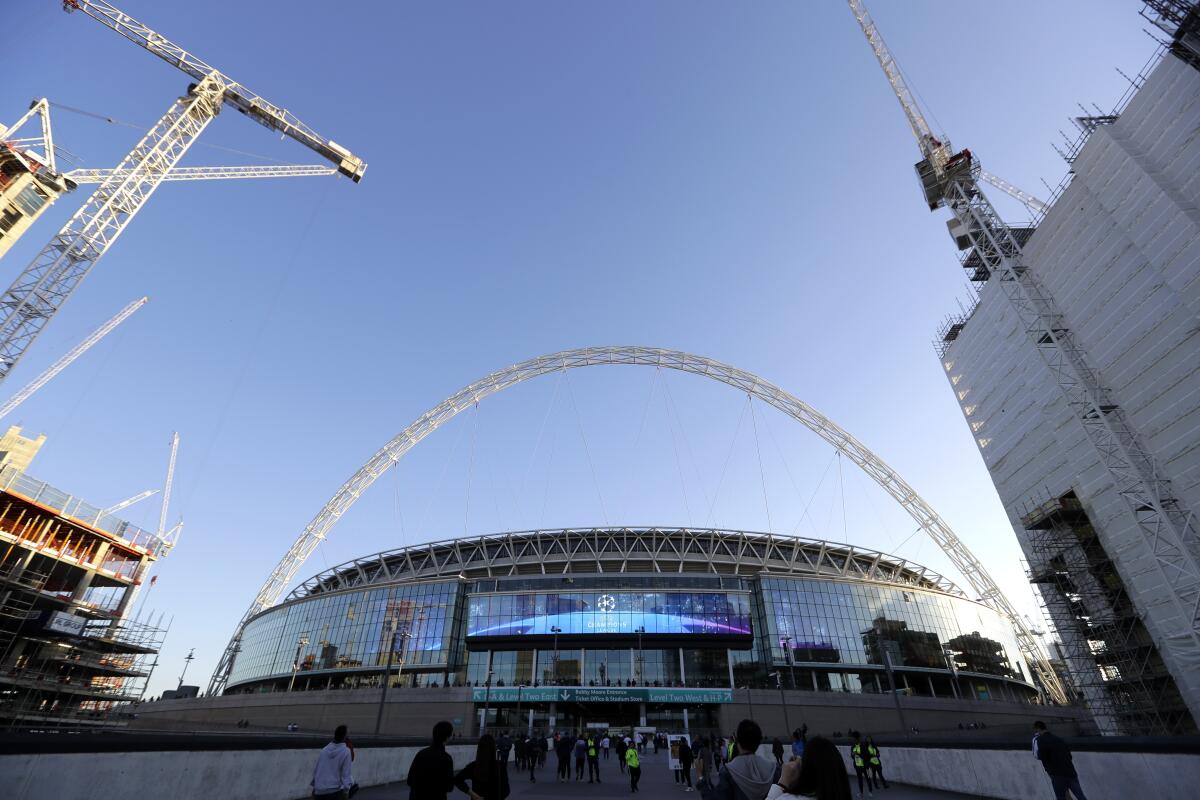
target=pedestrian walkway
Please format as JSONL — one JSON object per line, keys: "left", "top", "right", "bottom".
{"left": 356, "top": 747, "right": 985, "bottom": 799}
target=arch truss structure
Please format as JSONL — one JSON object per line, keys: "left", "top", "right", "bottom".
{"left": 208, "top": 346, "right": 1067, "bottom": 702}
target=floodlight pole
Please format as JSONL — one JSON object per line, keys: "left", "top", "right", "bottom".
{"left": 481, "top": 670, "right": 495, "bottom": 735}
{"left": 781, "top": 636, "right": 796, "bottom": 690}
{"left": 287, "top": 636, "right": 309, "bottom": 692}
{"left": 551, "top": 626, "right": 562, "bottom": 685}
{"left": 770, "top": 671, "right": 791, "bottom": 739}
{"left": 635, "top": 626, "right": 645, "bottom": 685}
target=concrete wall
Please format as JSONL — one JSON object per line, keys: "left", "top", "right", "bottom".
{"left": 3, "top": 742, "right": 481, "bottom": 800}
{"left": 132, "top": 686, "right": 477, "bottom": 736}
{"left": 717, "top": 688, "right": 1085, "bottom": 740}
{"left": 836, "top": 743, "right": 1200, "bottom": 800}
{"left": 130, "top": 685, "right": 1085, "bottom": 740}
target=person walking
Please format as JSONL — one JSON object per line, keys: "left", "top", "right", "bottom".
{"left": 771, "top": 738, "right": 784, "bottom": 767}
{"left": 408, "top": 721, "right": 456, "bottom": 800}
{"left": 699, "top": 719, "right": 780, "bottom": 800}
{"left": 1032, "top": 721, "right": 1089, "bottom": 800}
{"left": 765, "top": 737, "right": 851, "bottom": 800}
{"left": 694, "top": 737, "right": 711, "bottom": 785}
{"left": 514, "top": 735, "right": 526, "bottom": 771}
{"left": 455, "top": 735, "right": 511, "bottom": 800}
{"left": 713, "top": 738, "right": 725, "bottom": 773}
{"left": 849, "top": 733, "right": 876, "bottom": 799}
{"left": 497, "top": 732, "right": 513, "bottom": 767}
{"left": 626, "top": 739, "right": 642, "bottom": 793}
{"left": 526, "top": 734, "right": 542, "bottom": 783}
{"left": 588, "top": 733, "right": 602, "bottom": 783}
{"left": 310, "top": 725, "right": 354, "bottom": 800}
{"left": 863, "top": 737, "right": 888, "bottom": 790}
{"left": 616, "top": 735, "right": 628, "bottom": 774}
{"left": 602, "top": 734, "right": 612, "bottom": 760}
{"left": 790, "top": 730, "right": 805, "bottom": 761}
{"left": 678, "top": 737, "right": 695, "bottom": 792}
{"left": 556, "top": 733, "right": 573, "bottom": 782}
{"left": 574, "top": 734, "right": 588, "bottom": 780}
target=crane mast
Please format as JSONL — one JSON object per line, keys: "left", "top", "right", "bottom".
{"left": 0, "top": 296, "right": 147, "bottom": 422}
{"left": 848, "top": 0, "right": 1200, "bottom": 711}
{"left": 0, "top": 2, "right": 365, "bottom": 384}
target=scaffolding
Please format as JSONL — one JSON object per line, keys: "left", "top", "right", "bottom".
{"left": 1024, "top": 492, "right": 1197, "bottom": 735}
{"left": 1, "top": 614, "right": 165, "bottom": 727}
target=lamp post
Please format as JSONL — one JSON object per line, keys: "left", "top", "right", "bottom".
{"left": 741, "top": 684, "right": 755, "bottom": 722}
{"left": 634, "top": 626, "right": 645, "bottom": 685}
{"left": 550, "top": 626, "right": 562, "bottom": 685}
{"left": 874, "top": 622, "right": 908, "bottom": 735}
{"left": 481, "top": 669, "right": 495, "bottom": 735}
{"left": 177, "top": 648, "right": 195, "bottom": 691}
{"left": 374, "top": 619, "right": 413, "bottom": 735}
{"left": 942, "top": 647, "right": 961, "bottom": 700}
{"left": 287, "top": 635, "right": 309, "bottom": 692}
{"left": 780, "top": 636, "right": 796, "bottom": 690}
{"left": 770, "top": 671, "right": 791, "bottom": 740}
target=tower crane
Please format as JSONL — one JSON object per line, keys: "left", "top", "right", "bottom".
{"left": 848, "top": 0, "right": 1200, "bottom": 707}
{"left": 0, "top": 1, "right": 366, "bottom": 384}
{"left": 159, "top": 431, "right": 179, "bottom": 542}
{"left": 102, "top": 488, "right": 159, "bottom": 515}
{"left": 0, "top": 296, "right": 146, "bottom": 422}
{"left": 2, "top": 98, "right": 340, "bottom": 259}
{"left": 977, "top": 170, "right": 1048, "bottom": 214}
{"left": 65, "top": 164, "right": 338, "bottom": 184}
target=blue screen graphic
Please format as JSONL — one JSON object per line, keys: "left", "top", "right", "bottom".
{"left": 466, "top": 591, "right": 752, "bottom": 637}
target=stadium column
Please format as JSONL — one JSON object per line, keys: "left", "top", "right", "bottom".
{"left": 549, "top": 702, "right": 557, "bottom": 732}
{"left": 639, "top": 702, "right": 647, "bottom": 727}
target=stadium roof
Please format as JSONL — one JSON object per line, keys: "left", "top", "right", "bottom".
{"left": 285, "top": 527, "right": 965, "bottom": 602}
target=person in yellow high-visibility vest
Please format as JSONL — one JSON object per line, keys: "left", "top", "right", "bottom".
{"left": 587, "top": 735, "right": 601, "bottom": 784}
{"left": 864, "top": 737, "right": 888, "bottom": 790}
{"left": 625, "top": 743, "right": 641, "bottom": 793}
{"left": 850, "top": 732, "right": 877, "bottom": 798}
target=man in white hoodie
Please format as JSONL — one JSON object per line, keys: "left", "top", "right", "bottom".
{"left": 699, "top": 719, "right": 780, "bottom": 800}
{"left": 311, "top": 724, "right": 354, "bottom": 799}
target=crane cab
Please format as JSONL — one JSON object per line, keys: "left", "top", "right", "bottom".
{"left": 0, "top": 142, "right": 74, "bottom": 260}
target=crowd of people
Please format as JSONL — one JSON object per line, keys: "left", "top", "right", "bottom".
{"left": 306, "top": 717, "right": 1085, "bottom": 800}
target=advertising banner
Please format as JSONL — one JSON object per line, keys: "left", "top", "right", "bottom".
{"left": 667, "top": 734, "right": 691, "bottom": 772}
{"left": 470, "top": 686, "right": 733, "bottom": 704}
{"left": 467, "top": 591, "right": 752, "bottom": 638}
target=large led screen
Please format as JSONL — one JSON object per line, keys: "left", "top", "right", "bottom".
{"left": 466, "top": 591, "right": 752, "bottom": 638}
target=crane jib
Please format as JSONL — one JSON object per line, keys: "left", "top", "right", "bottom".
{"left": 64, "top": 0, "right": 367, "bottom": 182}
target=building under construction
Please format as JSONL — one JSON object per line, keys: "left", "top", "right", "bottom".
{"left": 934, "top": 2, "right": 1200, "bottom": 734}
{"left": 0, "top": 457, "right": 166, "bottom": 726}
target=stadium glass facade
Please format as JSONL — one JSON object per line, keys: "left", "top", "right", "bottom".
{"left": 225, "top": 529, "right": 1038, "bottom": 707}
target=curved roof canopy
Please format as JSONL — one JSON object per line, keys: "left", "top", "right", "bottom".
{"left": 286, "top": 526, "right": 965, "bottom": 602}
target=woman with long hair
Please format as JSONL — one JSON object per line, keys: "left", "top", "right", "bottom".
{"left": 454, "top": 734, "right": 511, "bottom": 800}
{"left": 765, "top": 736, "right": 852, "bottom": 800}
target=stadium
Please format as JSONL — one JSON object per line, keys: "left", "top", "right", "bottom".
{"left": 203, "top": 526, "right": 1056, "bottom": 736}
{"left": 134, "top": 349, "right": 1085, "bottom": 736}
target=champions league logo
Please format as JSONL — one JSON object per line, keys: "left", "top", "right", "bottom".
{"left": 597, "top": 594, "right": 617, "bottom": 613}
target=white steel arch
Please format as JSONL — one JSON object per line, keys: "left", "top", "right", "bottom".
{"left": 209, "top": 346, "right": 1066, "bottom": 702}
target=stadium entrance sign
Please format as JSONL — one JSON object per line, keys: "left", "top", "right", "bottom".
{"left": 471, "top": 686, "right": 733, "bottom": 704}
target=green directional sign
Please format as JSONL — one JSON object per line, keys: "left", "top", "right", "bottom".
{"left": 470, "top": 686, "right": 733, "bottom": 704}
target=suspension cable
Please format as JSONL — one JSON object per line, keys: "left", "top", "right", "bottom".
{"left": 565, "top": 371, "right": 609, "bottom": 526}
{"left": 463, "top": 402, "right": 479, "bottom": 536}
{"left": 661, "top": 372, "right": 695, "bottom": 525}
{"left": 705, "top": 394, "right": 750, "bottom": 529}
{"left": 748, "top": 395, "right": 775, "bottom": 533}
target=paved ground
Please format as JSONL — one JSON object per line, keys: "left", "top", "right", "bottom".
{"left": 357, "top": 748, "right": 985, "bottom": 800}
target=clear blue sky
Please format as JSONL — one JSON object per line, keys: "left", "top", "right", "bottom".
{"left": 2, "top": 1, "right": 1157, "bottom": 696}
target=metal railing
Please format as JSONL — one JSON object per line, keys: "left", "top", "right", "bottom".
{"left": 0, "top": 466, "right": 165, "bottom": 556}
